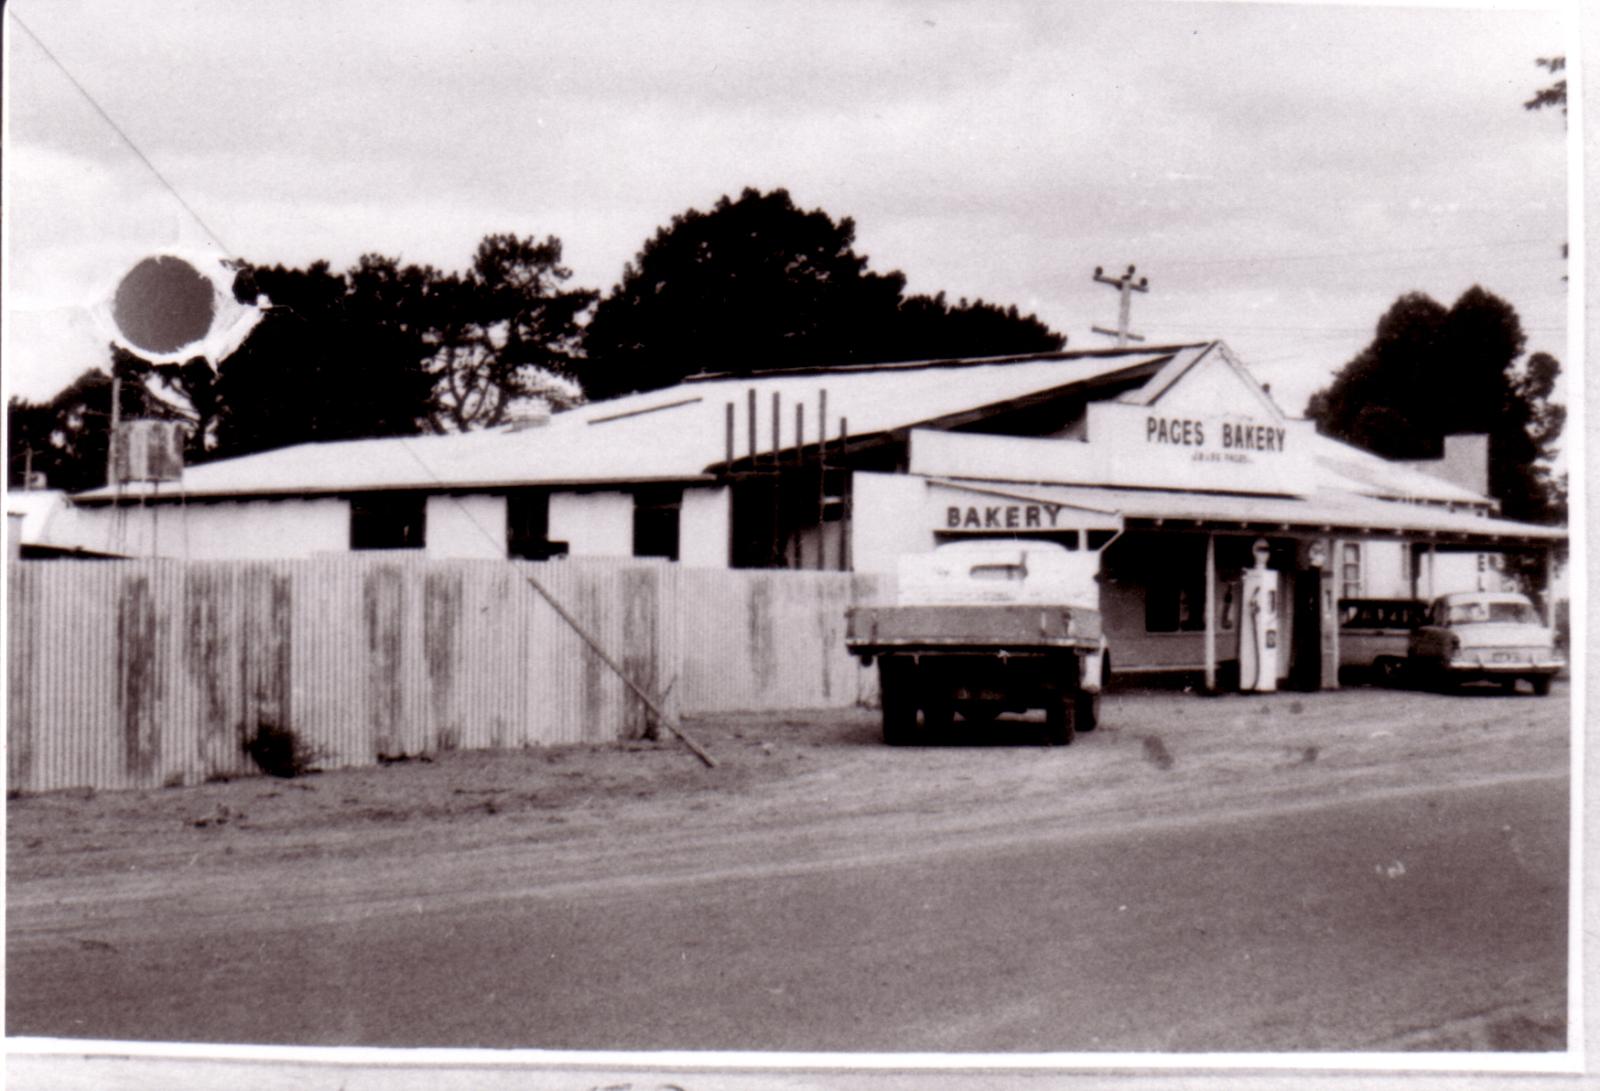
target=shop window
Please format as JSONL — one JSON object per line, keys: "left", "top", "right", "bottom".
{"left": 633, "top": 485, "right": 682, "bottom": 561}
{"left": 1340, "top": 542, "right": 1362, "bottom": 599}
{"left": 1146, "top": 576, "right": 1207, "bottom": 633}
{"left": 507, "top": 490, "right": 567, "bottom": 561}
{"left": 350, "top": 493, "right": 426, "bottom": 550}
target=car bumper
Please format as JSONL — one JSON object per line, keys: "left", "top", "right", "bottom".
{"left": 1442, "top": 658, "right": 1564, "bottom": 679}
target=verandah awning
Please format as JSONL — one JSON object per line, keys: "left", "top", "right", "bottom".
{"left": 923, "top": 477, "right": 1565, "bottom": 547}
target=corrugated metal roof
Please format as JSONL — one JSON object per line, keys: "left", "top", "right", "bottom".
{"left": 927, "top": 478, "right": 1563, "bottom": 542}
{"left": 80, "top": 347, "right": 1183, "bottom": 500}
{"left": 1308, "top": 433, "right": 1492, "bottom": 507}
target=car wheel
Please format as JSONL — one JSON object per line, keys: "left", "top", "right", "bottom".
{"left": 1530, "top": 675, "right": 1553, "bottom": 697}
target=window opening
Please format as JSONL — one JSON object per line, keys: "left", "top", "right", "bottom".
{"left": 507, "top": 490, "right": 567, "bottom": 560}
{"left": 350, "top": 493, "right": 426, "bottom": 551}
{"left": 633, "top": 485, "right": 682, "bottom": 561}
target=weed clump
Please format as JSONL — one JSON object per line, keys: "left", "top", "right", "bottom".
{"left": 244, "top": 722, "right": 323, "bottom": 779}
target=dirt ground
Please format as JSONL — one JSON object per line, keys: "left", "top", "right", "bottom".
{"left": 7, "top": 681, "right": 1573, "bottom": 1051}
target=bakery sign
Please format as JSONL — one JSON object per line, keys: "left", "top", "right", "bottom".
{"left": 943, "top": 500, "right": 1069, "bottom": 531}
{"left": 1085, "top": 402, "right": 1315, "bottom": 494}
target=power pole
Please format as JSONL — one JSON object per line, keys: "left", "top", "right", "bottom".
{"left": 107, "top": 373, "right": 123, "bottom": 487}
{"left": 1091, "top": 264, "right": 1149, "bottom": 346}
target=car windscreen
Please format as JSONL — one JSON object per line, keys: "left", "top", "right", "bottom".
{"left": 1447, "top": 601, "right": 1539, "bottom": 625}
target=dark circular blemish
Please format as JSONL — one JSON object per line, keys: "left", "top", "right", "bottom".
{"left": 112, "top": 256, "right": 217, "bottom": 353}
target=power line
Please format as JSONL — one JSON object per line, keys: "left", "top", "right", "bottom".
{"left": 1150, "top": 238, "right": 1565, "bottom": 269}
{"left": 9, "top": 7, "right": 235, "bottom": 255}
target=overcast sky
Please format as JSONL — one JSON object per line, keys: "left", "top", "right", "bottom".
{"left": 1, "top": 0, "right": 1574, "bottom": 424}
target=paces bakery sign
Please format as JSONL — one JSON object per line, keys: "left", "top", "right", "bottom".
{"left": 1085, "top": 401, "right": 1315, "bottom": 494}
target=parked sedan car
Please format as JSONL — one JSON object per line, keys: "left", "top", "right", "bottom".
{"left": 1407, "top": 591, "right": 1563, "bottom": 695}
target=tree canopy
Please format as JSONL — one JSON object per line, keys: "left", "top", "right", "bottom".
{"left": 212, "top": 258, "right": 437, "bottom": 458}
{"left": 1305, "top": 286, "right": 1565, "bottom": 525}
{"left": 425, "top": 234, "right": 593, "bottom": 432}
{"left": 579, "top": 187, "right": 1063, "bottom": 399}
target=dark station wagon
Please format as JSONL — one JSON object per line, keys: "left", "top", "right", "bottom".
{"left": 1337, "top": 598, "right": 1426, "bottom": 684}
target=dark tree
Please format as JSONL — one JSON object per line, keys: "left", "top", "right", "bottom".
{"left": 214, "top": 260, "right": 436, "bottom": 458}
{"left": 887, "top": 291, "right": 1065, "bottom": 364}
{"left": 579, "top": 187, "right": 1063, "bottom": 399}
{"left": 1306, "top": 287, "right": 1565, "bottom": 526}
{"left": 427, "top": 234, "right": 595, "bottom": 431}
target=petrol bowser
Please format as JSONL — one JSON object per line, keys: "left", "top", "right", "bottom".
{"left": 1239, "top": 538, "right": 1281, "bottom": 692}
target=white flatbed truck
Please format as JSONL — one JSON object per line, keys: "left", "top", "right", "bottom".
{"left": 846, "top": 534, "right": 1115, "bottom": 746}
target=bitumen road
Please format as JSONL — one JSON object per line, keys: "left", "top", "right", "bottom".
{"left": 8, "top": 770, "right": 1567, "bottom": 1053}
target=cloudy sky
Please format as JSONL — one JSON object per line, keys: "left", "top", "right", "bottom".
{"left": 2, "top": 0, "right": 1574, "bottom": 422}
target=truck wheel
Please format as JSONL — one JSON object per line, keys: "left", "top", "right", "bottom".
{"left": 1074, "top": 690, "right": 1100, "bottom": 732}
{"left": 1045, "top": 691, "right": 1075, "bottom": 747}
{"left": 959, "top": 701, "right": 1002, "bottom": 726}
{"left": 1530, "top": 675, "right": 1553, "bottom": 697}
{"left": 920, "top": 680, "right": 954, "bottom": 738}
{"left": 879, "top": 659, "right": 917, "bottom": 745}
{"left": 1376, "top": 657, "right": 1405, "bottom": 686}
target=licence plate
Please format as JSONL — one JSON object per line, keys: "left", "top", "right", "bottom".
{"left": 1493, "top": 652, "right": 1516, "bottom": 662}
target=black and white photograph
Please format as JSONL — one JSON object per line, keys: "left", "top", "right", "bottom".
{"left": 2, "top": 0, "right": 1586, "bottom": 1087}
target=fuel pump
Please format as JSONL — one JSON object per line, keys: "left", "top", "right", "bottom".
{"left": 1238, "top": 538, "right": 1280, "bottom": 692}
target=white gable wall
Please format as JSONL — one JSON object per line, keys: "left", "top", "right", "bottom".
{"left": 425, "top": 494, "right": 507, "bottom": 559}
{"left": 850, "top": 472, "right": 936, "bottom": 575}
{"left": 51, "top": 497, "right": 350, "bottom": 559}
{"left": 549, "top": 490, "right": 634, "bottom": 557}
{"left": 1136, "top": 343, "right": 1282, "bottom": 419}
{"left": 680, "top": 486, "right": 731, "bottom": 568}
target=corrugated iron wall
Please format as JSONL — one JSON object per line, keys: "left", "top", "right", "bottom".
{"left": 678, "top": 568, "right": 888, "bottom": 713}
{"left": 7, "top": 558, "right": 885, "bottom": 793}
{"left": 7, "top": 557, "right": 681, "bottom": 792}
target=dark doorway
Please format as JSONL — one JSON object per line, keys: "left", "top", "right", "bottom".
{"left": 1288, "top": 569, "right": 1323, "bottom": 691}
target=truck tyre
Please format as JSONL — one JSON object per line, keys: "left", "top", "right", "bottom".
{"left": 919, "top": 678, "right": 954, "bottom": 738}
{"left": 1530, "top": 675, "right": 1553, "bottom": 697}
{"left": 1074, "top": 689, "right": 1100, "bottom": 732}
{"left": 959, "top": 701, "right": 1002, "bottom": 726}
{"left": 879, "top": 659, "right": 917, "bottom": 745}
{"left": 1045, "top": 690, "right": 1075, "bottom": 746}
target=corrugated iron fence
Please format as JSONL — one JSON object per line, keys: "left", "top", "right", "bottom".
{"left": 679, "top": 568, "right": 886, "bottom": 712}
{"left": 7, "top": 557, "right": 887, "bottom": 792}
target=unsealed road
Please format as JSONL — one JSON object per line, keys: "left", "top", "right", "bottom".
{"left": 7, "top": 686, "right": 1572, "bottom": 1052}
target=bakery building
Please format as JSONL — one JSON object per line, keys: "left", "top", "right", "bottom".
{"left": 48, "top": 340, "right": 1565, "bottom": 691}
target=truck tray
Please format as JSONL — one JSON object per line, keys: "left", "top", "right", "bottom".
{"left": 845, "top": 603, "right": 1102, "bottom": 654}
